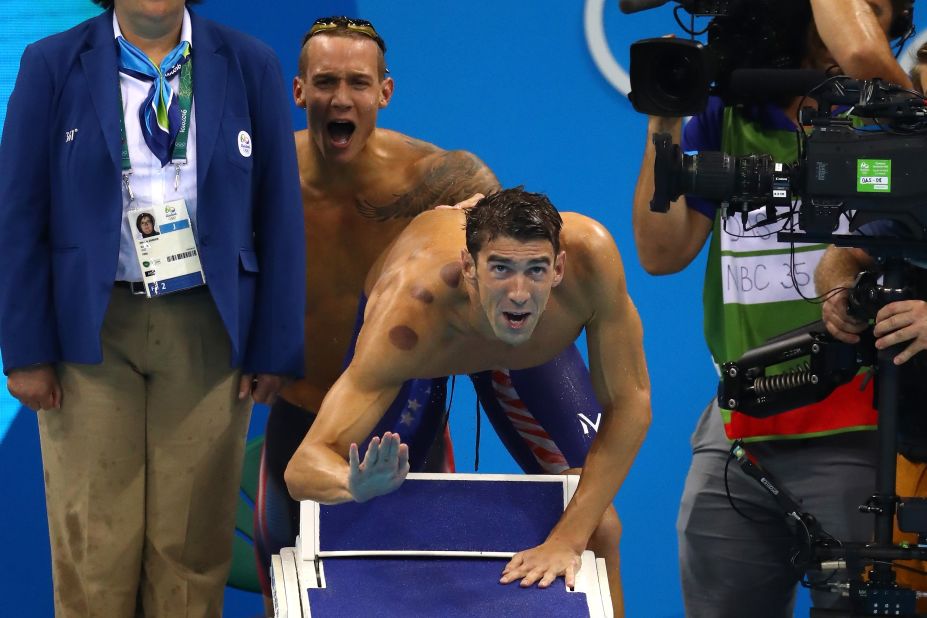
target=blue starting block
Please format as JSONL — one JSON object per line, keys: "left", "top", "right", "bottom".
{"left": 271, "top": 473, "right": 612, "bottom": 617}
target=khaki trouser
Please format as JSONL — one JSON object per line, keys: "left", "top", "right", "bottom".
{"left": 38, "top": 286, "right": 251, "bottom": 617}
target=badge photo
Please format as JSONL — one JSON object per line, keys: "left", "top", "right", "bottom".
{"left": 135, "top": 210, "right": 161, "bottom": 239}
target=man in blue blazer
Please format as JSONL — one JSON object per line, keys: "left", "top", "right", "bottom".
{"left": 0, "top": 0, "right": 305, "bottom": 615}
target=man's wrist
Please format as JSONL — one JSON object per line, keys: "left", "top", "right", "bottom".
{"left": 545, "top": 528, "right": 588, "bottom": 554}
{"left": 7, "top": 363, "right": 54, "bottom": 375}
{"left": 648, "top": 115, "right": 682, "bottom": 134}
{"left": 349, "top": 485, "right": 377, "bottom": 504}
{"left": 347, "top": 474, "right": 376, "bottom": 503}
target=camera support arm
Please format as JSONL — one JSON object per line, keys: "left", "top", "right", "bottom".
{"left": 719, "top": 321, "right": 873, "bottom": 418}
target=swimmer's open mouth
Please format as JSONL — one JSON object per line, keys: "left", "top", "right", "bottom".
{"left": 503, "top": 312, "right": 530, "bottom": 328}
{"left": 327, "top": 120, "right": 356, "bottom": 146}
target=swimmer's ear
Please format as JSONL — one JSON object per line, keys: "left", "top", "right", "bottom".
{"left": 378, "top": 77, "right": 395, "bottom": 109}
{"left": 293, "top": 76, "right": 307, "bottom": 108}
{"left": 551, "top": 251, "right": 566, "bottom": 287}
{"left": 461, "top": 249, "right": 477, "bottom": 281}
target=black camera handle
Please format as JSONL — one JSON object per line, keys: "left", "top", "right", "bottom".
{"left": 868, "top": 258, "right": 906, "bottom": 583}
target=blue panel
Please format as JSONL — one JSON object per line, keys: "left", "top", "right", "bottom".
{"left": 308, "top": 557, "right": 591, "bottom": 617}
{"left": 158, "top": 219, "right": 191, "bottom": 233}
{"left": 149, "top": 271, "right": 205, "bottom": 296}
{"left": 319, "top": 478, "right": 564, "bottom": 553}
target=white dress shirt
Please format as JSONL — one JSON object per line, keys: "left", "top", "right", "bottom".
{"left": 113, "top": 9, "right": 198, "bottom": 283}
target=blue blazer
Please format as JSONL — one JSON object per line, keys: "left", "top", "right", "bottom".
{"left": 0, "top": 10, "right": 305, "bottom": 376}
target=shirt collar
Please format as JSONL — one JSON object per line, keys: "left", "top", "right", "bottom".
{"left": 112, "top": 7, "right": 192, "bottom": 48}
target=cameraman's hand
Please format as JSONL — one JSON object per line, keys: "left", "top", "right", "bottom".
{"left": 873, "top": 300, "right": 927, "bottom": 365}
{"left": 821, "top": 286, "right": 868, "bottom": 344}
{"left": 633, "top": 112, "right": 710, "bottom": 275}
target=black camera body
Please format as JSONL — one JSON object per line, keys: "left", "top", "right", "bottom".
{"left": 798, "top": 125, "right": 927, "bottom": 236}
{"left": 651, "top": 78, "right": 927, "bottom": 247}
{"left": 629, "top": 0, "right": 811, "bottom": 116}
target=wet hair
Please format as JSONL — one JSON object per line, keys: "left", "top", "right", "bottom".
{"left": 465, "top": 187, "right": 563, "bottom": 258}
{"left": 298, "top": 20, "right": 388, "bottom": 80}
{"left": 91, "top": 0, "right": 202, "bottom": 8}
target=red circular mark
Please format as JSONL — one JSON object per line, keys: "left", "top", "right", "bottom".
{"left": 410, "top": 285, "right": 434, "bottom": 304}
{"left": 439, "top": 262, "right": 462, "bottom": 288}
{"left": 389, "top": 325, "right": 419, "bottom": 351}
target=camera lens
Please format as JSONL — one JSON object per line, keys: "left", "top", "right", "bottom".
{"left": 653, "top": 54, "right": 699, "bottom": 105}
{"left": 630, "top": 38, "right": 714, "bottom": 116}
{"left": 682, "top": 152, "right": 736, "bottom": 201}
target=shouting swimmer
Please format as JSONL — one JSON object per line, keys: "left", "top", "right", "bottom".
{"left": 252, "top": 15, "right": 500, "bottom": 608}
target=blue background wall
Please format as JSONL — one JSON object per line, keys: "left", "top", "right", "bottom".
{"left": 3, "top": 1, "right": 927, "bottom": 616}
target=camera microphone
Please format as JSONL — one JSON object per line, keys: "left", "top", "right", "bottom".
{"left": 619, "top": 0, "right": 672, "bottom": 15}
{"left": 728, "top": 69, "right": 830, "bottom": 99}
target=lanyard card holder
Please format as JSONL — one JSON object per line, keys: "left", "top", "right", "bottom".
{"left": 128, "top": 199, "right": 205, "bottom": 298}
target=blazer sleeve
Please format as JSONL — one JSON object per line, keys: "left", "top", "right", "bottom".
{"left": 242, "top": 51, "right": 305, "bottom": 376}
{"left": 0, "top": 44, "right": 61, "bottom": 373}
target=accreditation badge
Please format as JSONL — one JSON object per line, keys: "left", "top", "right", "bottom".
{"left": 127, "top": 199, "right": 205, "bottom": 298}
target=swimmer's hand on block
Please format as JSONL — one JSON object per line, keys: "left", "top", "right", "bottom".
{"left": 500, "top": 537, "right": 583, "bottom": 591}
{"left": 347, "top": 431, "right": 410, "bottom": 503}
{"left": 434, "top": 192, "right": 484, "bottom": 210}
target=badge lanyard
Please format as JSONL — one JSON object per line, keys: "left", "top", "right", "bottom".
{"left": 118, "top": 58, "right": 205, "bottom": 298}
{"left": 118, "top": 58, "right": 194, "bottom": 200}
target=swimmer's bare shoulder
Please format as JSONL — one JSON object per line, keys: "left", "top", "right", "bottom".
{"left": 365, "top": 208, "right": 466, "bottom": 290}
{"left": 354, "top": 234, "right": 465, "bottom": 383}
{"left": 557, "top": 212, "right": 630, "bottom": 316}
{"left": 355, "top": 130, "right": 500, "bottom": 221}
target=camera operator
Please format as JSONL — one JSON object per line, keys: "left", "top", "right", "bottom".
{"left": 631, "top": 1, "right": 911, "bottom": 615}
{"left": 817, "top": 45, "right": 927, "bottom": 599}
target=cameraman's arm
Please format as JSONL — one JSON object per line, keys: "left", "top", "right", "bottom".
{"left": 632, "top": 116, "right": 713, "bottom": 274}
{"left": 815, "top": 245, "right": 873, "bottom": 344}
{"left": 811, "top": 0, "right": 912, "bottom": 88}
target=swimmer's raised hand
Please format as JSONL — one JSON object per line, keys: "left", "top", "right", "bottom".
{"left": 347, "top": 432, "right": 410, "bottom": 503}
